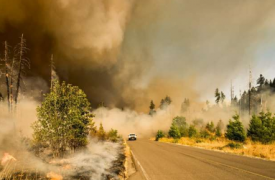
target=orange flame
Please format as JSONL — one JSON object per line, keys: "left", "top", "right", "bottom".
{"left": 46, "top": 172, "right": 63, "bottom": 180}
{"left": 1, "top": 153, "right": 17, "bottom": 166}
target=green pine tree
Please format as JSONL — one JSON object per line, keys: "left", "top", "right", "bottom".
{"left": 107, "top": 129, "right": 119, "bottom": 142}
{"left": 181, "top": 98, "right": 190, "bottom": 113}
{"left": 206, "top": 121, "right": 215, "bottom": 133}
{"left": 155, "top": 130, "right": 165, "bottom": 141}
{"left": 160, "top": 96, "right": 172, "bottom": 109}
{"left": 172, "top": 116, "right": 188, "bottom": 137}
{"left": 215, "top": 88, "right": 220, "bottom": 104}
{"left": 257, "top": 74, "right": 265, "bottom": 87}
{"left": 97, "top": 123, "right": 106, "bottom": 141}
{"left": 220, "top": 91, "right": 226, "bottom": 104}
{"left": 188, "top": 125, "right": 197, "bottom": 138}
{"left": 149, "top": 100, "right": 156, "bottom": 116}
{"left": 225, "top": 114, "right": 246, "bottom": 142}
{"left": 247, "top": 112, "right": 275, "bottom": 144}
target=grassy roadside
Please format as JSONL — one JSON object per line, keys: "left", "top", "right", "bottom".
{"left": 123, "top": 139, "right": 136, "bottom": 179}
{"left": 156, "top": 137, "right": 275, "bottom": 161}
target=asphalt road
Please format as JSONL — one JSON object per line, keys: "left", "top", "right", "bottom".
{"left": 127, "top": 139, "right": 275, "bottom": 180}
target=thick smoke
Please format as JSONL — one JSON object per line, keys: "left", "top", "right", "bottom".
{"left": 1, "top": 0, "right": 275, "bottom": 111}
{"left": 93, "top": 106, "right": 176, "bottom": 138}
{"left": 0, "top": 0, "right": 135, "bottom": 108}
{"left": 93, "top": 104, "right": 237, "bottom": 138}
{"left": 120, "top": 0, "right": 275, "bottom": 108}
{"left": 0, "top": 99, "right": 56, "bottom": 175}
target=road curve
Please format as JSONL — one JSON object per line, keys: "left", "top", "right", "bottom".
{"left": 127, "top": 139, "right": 275, "bottom": 180}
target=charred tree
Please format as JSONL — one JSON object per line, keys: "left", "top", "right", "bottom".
{"left": 4, "top": 41, "right": 10, "bottom": 110}
{"left": 9, "top": 57, "right": 15, "bottom": 112}
{"left": 15, "top": 34, "right": 29, "bottom": 105}
{"left": 15, "top": 35, "right": 24, "bottom": 104}
{"left": 249, "top": 68, "right": 252, "bottom": 116}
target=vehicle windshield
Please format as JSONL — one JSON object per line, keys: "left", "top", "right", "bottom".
{"left": 130, "top": 134, "right": 136, "bottom": 136}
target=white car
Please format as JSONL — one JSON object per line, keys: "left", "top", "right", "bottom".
{"left": 128, "top": 133, "right": 137, "bottom": 141}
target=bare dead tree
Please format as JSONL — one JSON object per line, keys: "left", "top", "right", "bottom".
{"left": 15, "top": 34, "right": 30, "bottom": 105}
{"left": 4, "top": 41, "right": 10, "bottom": 110}
{"left": 248, "top": 66, "right": 252, "bottom": 116}
{"left": 9, "top": 57, "right": 15, "bottom": 112}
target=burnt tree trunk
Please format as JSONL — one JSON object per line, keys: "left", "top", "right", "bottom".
{"left": 9, "top": 57, "right": 15, "bottom": 112}
{"left": 4, "top": 41, "right": 10, "bottom": 110}
{"left": 15, "top": 34, "right": 24, "bottom": 105}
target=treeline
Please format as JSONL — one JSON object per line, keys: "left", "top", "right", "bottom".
{"left": 155, "top": 116, "right": 224, "bottom": 141}
{"left": 156, "top": 111, "right": 275, "bottom": 144}
{"left": 178, "top": 74, "right": 275, "bottom": 115}
{"left": 239, "top": 74, "right": 275, "bottom": 115}
{"left": 149, "top": 96, "right": 172, "bottom": 115}
{"left": 214, "top": 74, "right": 275, "bottom": 115}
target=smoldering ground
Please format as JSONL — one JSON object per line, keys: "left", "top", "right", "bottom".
{"left": 1, "top": 0, "right": 275, "bottom": 111}
{"left": 0, "top": 100, "right": 125, "bottom": 180}
{"left": 0, "top": 99, "right": 54, "bottom": 176}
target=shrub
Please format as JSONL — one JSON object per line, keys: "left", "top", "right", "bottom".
{"left": 168, "top": 124, "right": 181, "bottom": 139}
{"left": 155, "top": 130, "right": 165, "bottom": 141}
{"left": 200, "top": 129, "right": 211, "bottom": 138}
{"left": 225, "top": 114, "right": 246, "bottom": 142}
{"left": 209, "top": 136, "right": 216, "bottom": 141}
{"left": 172, "top": 138, "right": 179, "bottom": 143}
{"left": 107, "top": 129, "right": 119, "bottom": 142}
{"left": 206, "top": 121, "right": 215, "bottom": 133}
{"left": 188, "top": 125, "right": 197, "bottom": 138}
{"left": 97, "top": 123, "right": 106, "bottom": 141}
{"left": 247, "top": 112, "right": 275, "bottom": 144}
{"left": 226, "top": 142, "right": 242, "bottom": 149}
{"left": 172, "top": 116, "right": 188, "bottom": 137}
{"left": 196, "top": 139, "right": 203, "bottom": 143}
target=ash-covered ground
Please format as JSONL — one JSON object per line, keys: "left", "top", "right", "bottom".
{"left": 0, "top": 138, "right": 126, "bottom": 180}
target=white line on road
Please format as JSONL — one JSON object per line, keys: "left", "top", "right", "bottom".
{"left": 131, "top": 150, "right": 151, "bottom": 180}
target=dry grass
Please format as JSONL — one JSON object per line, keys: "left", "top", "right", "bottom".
{"left": 158, "top": 137, "right": 275, "bottom": 161}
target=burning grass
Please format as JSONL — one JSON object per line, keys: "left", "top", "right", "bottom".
{"left": 0, "top": 152, "right": 63, "bottom": 180}
{"left": 158, "top": 137, "right": 275, "bottom": 160}
{"left": 0, "top": 139, "right": 127, "bottom": 180}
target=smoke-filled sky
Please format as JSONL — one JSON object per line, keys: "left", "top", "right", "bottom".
{"left": 1, "top": 0, "right": 275, "bottom": 112}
